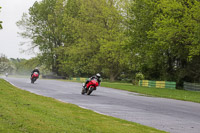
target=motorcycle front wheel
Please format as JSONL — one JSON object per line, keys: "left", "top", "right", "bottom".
{"left": 31, "top": 78, "right": 36, "bottom": 84}
{"left": 81, "top": 87, "right": 85, "bottom": 95}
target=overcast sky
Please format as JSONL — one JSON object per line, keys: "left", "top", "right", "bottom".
{"left": 0, "top": 0, "right": 40, "bottom": 59}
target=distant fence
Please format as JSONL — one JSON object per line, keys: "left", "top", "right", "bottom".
{"left": 69, "top": 77, "right": 88, "bottom": 82}
{"left": 139, "top": 80, "right": 176, "bottom": 89}
{"left": 184, "top": 82, "right": 200, "bottom": 91}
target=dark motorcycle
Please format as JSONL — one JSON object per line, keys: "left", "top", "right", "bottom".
{"left": 81, "top": 79, "right": 99, "bottom": 95}
{"left": 31, "top": 72, "right": 39, "bottom": 84}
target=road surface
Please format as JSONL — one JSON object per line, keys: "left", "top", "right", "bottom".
{"left": 3, "top": 77, "right": 200, "bottom": 133}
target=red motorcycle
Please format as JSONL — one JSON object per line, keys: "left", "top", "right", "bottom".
{"left": 31, "top": 72, "right": 39, "bottom": 83}
{"left": 81, "top": 79, "right": 99, "bottom": 95}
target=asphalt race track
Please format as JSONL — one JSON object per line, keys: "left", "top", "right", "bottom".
{"left": 3, "top": 77, "right": 200, "bottom": 133}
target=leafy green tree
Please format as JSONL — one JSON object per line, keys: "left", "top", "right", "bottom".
{"left": 128, "top": 0, "right": 160, "bottom": 79}
{"left": 57, "top": 0, "right": 129, "bottom": 80}
{"left": 0, "top": 6, "right": 2, "bottom": 29}
{"left": 0, "top": 54, "right": 14, "bottom": 74}
{"left": 148, "top": 0, "right": 200, "bottom": 83}
{"left": 17, "top": 0, "right": 66, "bottom": 75}
{"left": 96, "top": 0, "right": 130, "bottom": 81}
{"left": 128, "top": 0, "right": 200, "bottom": 85}
{"left": 184, "top": 0, "right": 200, "bottom": 57}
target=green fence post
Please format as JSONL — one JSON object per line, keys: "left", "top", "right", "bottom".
{"left": 139, "top": 80, "right": 143, "bottom": 86}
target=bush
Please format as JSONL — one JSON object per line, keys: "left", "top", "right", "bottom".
{"left": 135, "top": 72, "right": 144, "bottom": 80}
{"left": 132, "top": 72, "right": 144, "bottom": 85}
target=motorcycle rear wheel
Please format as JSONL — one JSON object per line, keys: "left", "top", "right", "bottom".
{"left": 87, "top": 87, "right": 93, "bottom": 95}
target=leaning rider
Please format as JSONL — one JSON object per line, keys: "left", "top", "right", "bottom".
{"left": 84, "top": 73, "right": 101, "bottom": 89}
{"left": 31, "top": 67, "right": 40, "bottom": 78}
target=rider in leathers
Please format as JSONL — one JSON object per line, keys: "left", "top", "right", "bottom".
{"left": 31, "top": 67, "right": 40, "bottom": 78}
{"left": 84, "top": 73, "right": 101, "bottom": 89}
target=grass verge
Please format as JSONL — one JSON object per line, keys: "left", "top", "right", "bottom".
{"left": 0, "top": 79, "right": 165, "bottom": 133}
{"left": 101, "top": 82, "right": 200, "bottom": 103}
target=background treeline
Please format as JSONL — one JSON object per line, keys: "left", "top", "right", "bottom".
{"left": 13, "top": 0, "right": 200, "bottom": 87}
{"left": 0, "top": 6, "right": 2, "bottom": 29}
{"left": 0, "top": 54, "right": 40, "bottom": 75}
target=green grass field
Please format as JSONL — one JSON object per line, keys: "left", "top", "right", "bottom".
{"left": 101, "top": 82, "right": 200, "bottom": 103}
{"left": 0, "top": 79, "right": 165, "bottom": 133}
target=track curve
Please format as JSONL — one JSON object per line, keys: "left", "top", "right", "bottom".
{"left": 3, "top": 77, "right": 200, "bottom": 133}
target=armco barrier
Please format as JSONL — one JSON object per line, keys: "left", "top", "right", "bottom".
{"left": 184, "top": 82, "right": 200, "bottom": 91}
{"left": 139, "top": 80, "right": 176, "bottom": 89}
{"left": 69, "top": 77, "right": 88, "bottom": 82}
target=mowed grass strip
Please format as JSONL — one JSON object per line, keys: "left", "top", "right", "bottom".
{"left": 0, "top": 79, "right": 165, "bottom": 133}
{"left": 101, "top": 82, "right": 200, "bottom": 103}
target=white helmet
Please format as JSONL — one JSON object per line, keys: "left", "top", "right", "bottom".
{"left": 96, "top": 73, "right": 101, "bottom": 78}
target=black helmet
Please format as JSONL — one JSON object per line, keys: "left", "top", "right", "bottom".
{"left": 96, "top": 73, "right": 101, "bottom": 78}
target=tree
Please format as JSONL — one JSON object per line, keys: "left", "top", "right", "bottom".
{"left": 17, "top": 0, "right": 66, "bottom": 75}
{"left": 128, "top": 0, "right": 200, "bottom": 85}
{"left": 0, "top": 54, "right": 14, "bottom": 74}
{"left": 57, "top": 0, "right": 129, "bottom": 80}
{"left": 10, "top": 58, "right": 40, "bottom": 75}
{"left": 128, "top": 0, "right": 160, "bottom": 79}
{"left": 148, "top": 0, "right": 200, "bottom": 83}
{"left": 0, "top": 6, "right": 2, "bottom": 29}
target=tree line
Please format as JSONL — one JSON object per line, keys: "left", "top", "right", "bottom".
{"left": 0, "top": 54, "right": 40, "bottom": 75}
{"left": 15, "top": 0, "right": 200, "bottom": 87}
{"left": 0, "top": 6, "right": 2, "bottom": 29}
{"left": 0, "top": 7, "right": 3, "bottom": 29}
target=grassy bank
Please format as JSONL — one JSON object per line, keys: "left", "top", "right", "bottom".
{"left": 0, "top": 79, "right": 165, "bottom": 133}
{"left": 101, "top": 82, "right": 200, "bottom": 103}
